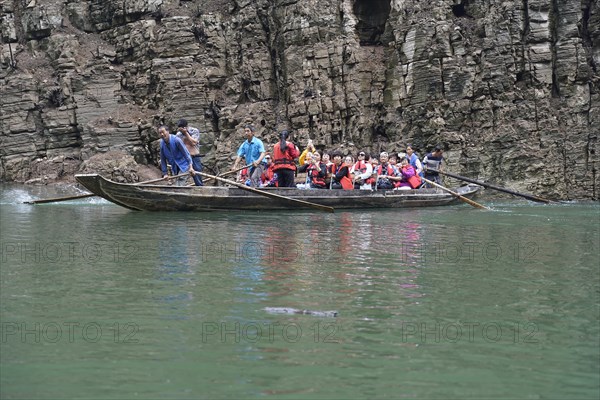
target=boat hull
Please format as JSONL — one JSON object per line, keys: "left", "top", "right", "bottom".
{"left": 75, "top": 174, "right": 482, "bottom": 212}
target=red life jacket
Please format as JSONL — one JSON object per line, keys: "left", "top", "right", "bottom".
{"left": 331, "top": 162, "right": 353, "bottom": 190}
{"left": 238, "top": 168, "right": 249, "bottom": 182}
{"left": 261, "top": 164, "right": 278, "bottom": 187}
{"left": 273, "top": 142, "right": 299, "bottom": 171}
{"left": 408, "top": 175, "right": 421, "bottom": 189}
{"left": 376, "top": 163, "right": 395, "bottom": 176}
{"left": 306, "top": 163, "right": 326, "bottom": 187}
{"left": 353, "top": 160, "right": 367, "bottom": 173}
{"left": 353, "top": 160, "right": 374, "bottom": 184}
{"left": 376, "top": 163, "right": 397, "bottom": 188}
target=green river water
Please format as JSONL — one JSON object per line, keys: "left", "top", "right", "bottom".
{"left": 1, "top": 184, "right": 598, "bottom": 399}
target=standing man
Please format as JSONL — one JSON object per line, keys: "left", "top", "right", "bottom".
{"left": 158, "top": 125, "right": 196, "bottom": 186}
{"left": 176, "top": 118, "right": 203, "bottom": 186}
{"left": 422, "top": 144, "right": 444, "bottom": 186}
{"left": 232, "top": 124, "right": 266, "bottom": 187}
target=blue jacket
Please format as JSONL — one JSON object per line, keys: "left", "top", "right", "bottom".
{"left": 160, "top": 134, "right": 193, "bottom": 175}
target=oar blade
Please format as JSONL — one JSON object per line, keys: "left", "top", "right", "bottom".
{"left": 24, "top": 193, "right": 96, "bottom": 205}
{"left": 422, "top": 177, "right": 490, "bottom": 210}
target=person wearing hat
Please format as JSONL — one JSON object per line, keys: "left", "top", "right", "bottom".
{"left": 176, "top": 118, "right": 203, "bottom": 186}
{"left": 422, "top": 144, "right": 444, "bottom": 186}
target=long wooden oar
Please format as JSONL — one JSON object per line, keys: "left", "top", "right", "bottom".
{"left": 422, "top": 177, "right": 490, "bottom": 210}
{"left": 194, "top": 171, "right": 334, "bottom": 213}
{"left": 220, "top": 164, "right": 253, "bottom": 178}
{"left": 432, "top": 169, "right": 551, "bottom": 203}
{"left": 204, "top": 164, "right": 252, "bottom": 185}
{"left": 24, "top": 193, "right": 97, "bottom": 204}
{"left": 25, "top": 173, "right": 188, "bottom": 204}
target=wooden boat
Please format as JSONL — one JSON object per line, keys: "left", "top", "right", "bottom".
{"left": 75, "top": 173, "right": 482, "bottom": 212}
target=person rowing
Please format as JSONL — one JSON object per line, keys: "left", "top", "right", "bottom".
{"left": 232, "top": 124, "right": 266, "bottom": 187}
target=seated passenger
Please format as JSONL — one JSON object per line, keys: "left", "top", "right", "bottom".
{"left": 389, "top": 154, "right": 398, "bottom": 170}
{"left": 298, "top": 152, "right": 327, "bottom": 189}
{"left": 375, "top": 152, "right": 399, "bottom": 190}
{"left": 370, "top": 157, "right": 379, "bottom": 171}
{"left": 322, "top": 152, "right": 333, "bottom": 169}
{"left": 298, "top": 139, "right": 316, "bottom": 166}
{"left": 237, "top": 157, "right": 250, "bottom": 185}
{"left": 351, "top": 151, "right": 374, "bottom": 189}
{"left": 330, "top": 151, "right": 353, "bottom": 190}
{"left": 398, "top": 156, "right": 422, "bottom": 189}
{"left": 260, "top": 155, "right": 278, "bottom": 187}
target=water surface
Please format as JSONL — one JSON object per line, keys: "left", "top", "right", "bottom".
{"left": 1, "top": 184, "right": 598, "bottom": 399}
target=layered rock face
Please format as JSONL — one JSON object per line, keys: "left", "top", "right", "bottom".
{"left": 0, "top": 0, "right": 598, "bottom": 199}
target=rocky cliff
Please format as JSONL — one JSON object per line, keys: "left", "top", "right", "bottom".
{"left": 1, "top": 0, "right": 598, "bottom": 199}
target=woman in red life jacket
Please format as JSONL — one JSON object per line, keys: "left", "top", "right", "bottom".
{"left": 398, "top": 156, "right": 422, "bottom": 189}
{"left": 298, "top": 152, "right": 327, "bottom": 188}
{"left": 330, "top": 151, "right": 353, "bottom": 190}
{"left": 350, "top": 151, "right": 374, "bottom": 189}
{"left": 260, "top": 155, "right": 278, "bottom": 187}
{"left": 272, "top": 130, "right": 300, "bottom": 187}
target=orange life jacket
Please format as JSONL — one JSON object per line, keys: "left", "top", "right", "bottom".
{"left": 331, "top": 162, "right": 353, "bottom": 190}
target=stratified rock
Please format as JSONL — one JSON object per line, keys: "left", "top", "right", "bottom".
{"left": 77, "top": 150, "right": 161, "bottom": 183}
{"left": 0, "top": 0, "right": 597, "bottom": 199}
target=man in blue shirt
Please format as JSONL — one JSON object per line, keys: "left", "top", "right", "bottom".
{"left": 232, "top": 124, "right": 266, "bottom": 187}
{"left": 159, "top": 125, "right": 196, "bottom": 186}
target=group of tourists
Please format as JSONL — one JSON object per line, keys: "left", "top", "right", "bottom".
{"left": 231, "top": 125, "right": 445, "bottom": 191}
{"left": 158, "top": 122, "right": 444, "bottom": 190}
